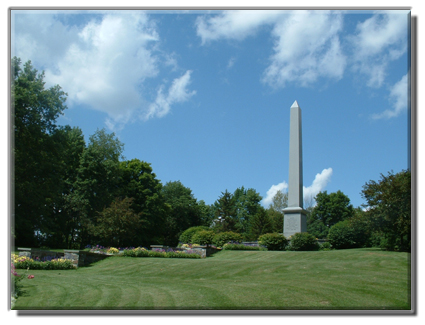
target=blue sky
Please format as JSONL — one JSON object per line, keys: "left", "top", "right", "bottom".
{"left": 10, "top": 9, "right": 411, "bottom": 209}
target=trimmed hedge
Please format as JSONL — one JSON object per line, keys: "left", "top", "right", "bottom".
{"left": 122, "top": 247, "right": 201, "bottom": 259}
{"left": 222, "top": 243, "right": 267, "bottom": 251}
{"left": 213, "top": 231, "right": 244, "bottom": 248}
{"left": 289, "top": 232, "right": 320, "bottom": 251}
{"left": 179, "top": 226, "right": 210, "bottom": 244}
{"left": 191, "top": 230, "right": 215, "bottom": 247}
{"left": 258, "top": 233, "right": 288, "bottom": 251}
{"left": 12, "top": 256, "right": 75, "bottom": 270}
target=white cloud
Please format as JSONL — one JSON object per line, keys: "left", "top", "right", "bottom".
{"left": 195, "top": 10, "right": 281, "bottom": 44}
{"left": 196, "top": 10, "right": 346, "bottom": 88}
{"left": 261, "top": 181, "right": 288, "bottom": 207}
{"left": 227, "top": 57, "right": 236, "bottom": 69}
{"left": 145, "top": 70, "right": 196, "bottom": 120}
{"left": 303, "top": 168, "right": 333, "bottom": 204}
{"left": 12, "top": 12, "right": 196, "bottom": 130}
{"left": 43, "top": 14, "right": 159, "bottom": 127}
{"left": 351, "top": 11, "right": 408, "bottom": 88}
{"left": 263, "top": 11, "right": 345, "bottom": 88}
{"left": 372, "top": 73, "right": 409, "bottom": 119}
{"left": 262, "top": 167, "right": 333, "bottom": 207}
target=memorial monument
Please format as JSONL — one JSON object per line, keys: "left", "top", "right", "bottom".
{"left": 283, "top": 100, "right": 307, "bottom": 238}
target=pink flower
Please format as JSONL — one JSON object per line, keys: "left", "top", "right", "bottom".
{"left": 28, "top": 275, "right": 34, "bottom": 279}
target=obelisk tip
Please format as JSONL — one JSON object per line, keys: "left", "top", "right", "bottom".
{"left": 291, "top": 100, "right": 299, "bottom": 108}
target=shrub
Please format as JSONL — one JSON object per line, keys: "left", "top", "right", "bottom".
{"left": 12, "top": 255, "right": 75, "bottom": 270}
{"left": 122, "top": 247, "right": 201, "bottom": 259}
{"left": 179, "top": 226, "right": 210, "bottom": 244}
{"left": 191, "top": 230, "right": 215, "bottom": 247}
{"left": 11, "top": 262, "right": 24, "bottom": 298}
{"left": 328, "top": 220, "right": 367, "bottom": 249}
{"left": 122, "top": 247, "right": 149, "bottom": 257}
{"left": 289, "top": 232, "right": 320, "bottom": 251}
{"left": 213, "top": 231, "right": 244, "bottom": 248}
{"left": 107, "top": 247, "right": 119, "bottom": 254}
{"left": 258, "top": 233, "right": 288, "bottom": 251}
{"left": 320, "top": 241, "right": 332, "bottom": 251}
{"left": 222, "top": 243, "right": 267, "bottom": 251}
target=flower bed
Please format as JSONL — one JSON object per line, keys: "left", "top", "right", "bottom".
{"left": 11, "top": 254, "right": 75, "bottom": 270}
{"left": 122, "top": 247, "right": 201, "bottom": 259}
{"left": 222, "top": 243, "right": 267, "bottom": 251}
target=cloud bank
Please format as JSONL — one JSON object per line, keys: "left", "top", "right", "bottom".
{"left": 262, "top": 168, "right": 333, "bottom": 207}
{"left": 12, "top": 12, "right": 196, "bottom": 130}
{"left": 372, "top": 73, "right": 409, "bottom": 119}
{"left": 196, "top": 10, "right": 408, "bottom": 118}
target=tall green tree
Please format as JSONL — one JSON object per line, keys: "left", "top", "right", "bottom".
{"left": 93, "top": 197, "right": 144, "bottom": 248}
{"left": 233, "top": 187, "right": 263, "bottom": 234}
{"left": 161, "top": 181, "right": 201, "bottom": 246}
{"left": 40, "top": 126, "right": 86, "bottom": 248}
{"left": 213, "top": 190, "right": 237, "bottom": 232}
{"left": 12, "top": 57, "right": 68, "bottom": 247}
{"left": 247, "top": 207, "right": 274, "bottom": 240}
{"left": 266, "top": 189, "right": 287, "bottom": 233}
{"left": 118, "top": 159, "right": 168, "bottom": 246}
{"left": 308, "top": 190, "right": 354, "bottom": 239}
{"left": 74, "top": 128, "right": 124, "bottom": 246}
{"left": 361, "top": 170, "right": 411, "bottom": 251}
{"left": 269, "top": 190, "right": 288, "bottom": 212}
{"left": 197, "top": 200, "right": 215, "bottom": 227}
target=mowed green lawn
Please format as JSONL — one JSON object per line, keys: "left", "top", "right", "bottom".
{"left": 13, "top": 248, "right": 411, "bottom": 310}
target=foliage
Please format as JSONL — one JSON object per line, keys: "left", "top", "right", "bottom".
{"left": 258, "top": 233, "right": 288, "bottom": 251}
{"left": 222, "top": 243, "right": 267, "bottom": 251}
{"left": 308, "top": 190, "right": 354, "bottom": 238}
{"left": 307, "top": 216, "right": 330, "bottom": 239}
{"left": 264, "top": 208, "right": 282, "bottom": 233}
{"left": 179, "top": 226, "right": 210, "bottom": 244}
{"left": 233, "top": 187, "right": 263, "bottom": 235}
{"left": 11, "top": 262, "right": 25, "bottom": 298}
{"left": 213, "top": 231, "right": 244, "bottom": 248}
{"left": 197, "top": 200, "right": 216, "bottom": 227}
{"left": 213, "top": 190, "right": 238, "bottom": 232}
{"left": 12, "top": 57, "right": 69, "bottom": 247}
{"left": 319, "top": 241, "right": 332, "bottom": 251}
{"left": 92, "top": 197, "right": 144, "bottom": 248}
{"left": 12, "top": 255, "right": 75, "bottom": 270}
{"left": 191, "top": 230, "right": 215, "bottom": 247}
{"left": 269, "top": 189, "right": 288, "bottom": 212}
{"left": 118, "top": 159, "right": 168, "bottom": 246}
{"left": 289, "top": 232, "right": 320, "bottom": 251}
{"left": 107, "top": 247, "right": 119, "bottom": 254}
{"left": 328, "top": 220, "right": 361, "bottom": 249}
{"left": 73, "top": 128, "right": 124, "bottom": 246}
{"left": 246, "top": 207, "right": 274, "bottom": 240}
{"left": 122, "top": 247, "right": 201, "bottom": 259}
{"left": 361, "top": 170, "right": 411, "bottom": 251}
{"left": 161, "top": 181, "right": 203, "bottom": 246}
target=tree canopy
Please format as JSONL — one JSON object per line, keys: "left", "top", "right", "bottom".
{"left": 361, "top": 170, "right": 411, "bottom": 251}
{"left": 307, "top": 190, "right": 354, "bottom": 238}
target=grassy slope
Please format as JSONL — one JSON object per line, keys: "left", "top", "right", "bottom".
{"left": 13, "top": 248, "right": 411, "bottom": 310}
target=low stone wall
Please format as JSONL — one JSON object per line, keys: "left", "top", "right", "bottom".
{"left": 18, "top": 247, "right": 64, "bottom": 260}
{"left": 18, "top": 248, "right": 112, "bottom": 267}
{"left": 64, "top": 250, "right": 112, "bottom": 267}
{"left": 150, "top": 245, "right": 220, "bottom": 258}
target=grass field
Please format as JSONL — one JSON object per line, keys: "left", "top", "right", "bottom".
{"left": 12, "top": 248, "right": 411, "bottom": 310}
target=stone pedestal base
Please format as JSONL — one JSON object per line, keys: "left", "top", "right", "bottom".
{"left": 283, "top": 207, "right": 307, "bottom": 238}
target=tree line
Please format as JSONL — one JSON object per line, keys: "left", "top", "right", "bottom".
{"left": 12, "top": 57, "right": 411, "bottom": 251}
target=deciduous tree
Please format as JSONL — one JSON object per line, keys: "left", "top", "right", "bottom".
{"left": 12, "top": 57, "right": 68, "bottom": 247}
{"left": 361, "top": 170, "right": 411, "bottom": 251}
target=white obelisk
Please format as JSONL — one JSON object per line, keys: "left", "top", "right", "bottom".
{"left": 283, "top": 100, "right": 307, "bottom": 238}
